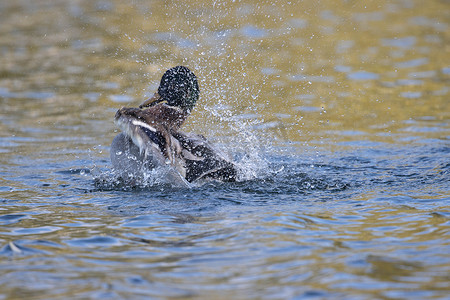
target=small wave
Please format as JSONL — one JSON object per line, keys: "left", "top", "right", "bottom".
{"left": 93, "top": 167, "right": 192, "bottom": 191}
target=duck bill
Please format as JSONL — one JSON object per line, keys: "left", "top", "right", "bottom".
{"left": 139, "top": 92, "right": 162, "bottom": 109}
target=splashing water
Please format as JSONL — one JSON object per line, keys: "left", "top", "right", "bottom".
{"left": 94, "top": 103, "right": 273, "bottom": 190}
{"left": 95, "top": 35, "right": 274, "bottom": 189}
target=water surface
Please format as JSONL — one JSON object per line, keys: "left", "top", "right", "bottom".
{"left": 1, "top": 0, "right": 449, "bottom": 299}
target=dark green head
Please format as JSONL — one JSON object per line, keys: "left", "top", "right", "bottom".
{"left": 157, "top": 66, "right": 200, "bottom": 113}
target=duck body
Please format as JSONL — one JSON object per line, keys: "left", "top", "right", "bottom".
{"left": 110, "top": 66, "right": 237, "bottom": 184}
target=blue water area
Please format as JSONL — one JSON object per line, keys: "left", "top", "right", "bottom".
{"left": 1, "top": 136, "right": 448, "bottom": 298}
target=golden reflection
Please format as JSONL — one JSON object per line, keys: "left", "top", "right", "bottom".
{"left": 0, "top": 0, "right": 448, "bottom": 149}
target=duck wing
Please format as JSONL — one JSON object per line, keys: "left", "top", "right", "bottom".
{"left": 113, "top": 113, "right": 189, "bottom": 186}
{"left": 173, "top": 132, "right": 238, "bottom": 182}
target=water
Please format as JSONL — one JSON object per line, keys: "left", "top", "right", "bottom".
{"left": 1, "top": 0, "right": 449, "bottom": 299}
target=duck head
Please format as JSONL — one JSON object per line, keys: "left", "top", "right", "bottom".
{"left": 140, "top": 66, "right": 200, "bottom": 113}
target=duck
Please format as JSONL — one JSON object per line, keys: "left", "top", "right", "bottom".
{"left": 110, "top": 66, "right": 237, "bottom": 184}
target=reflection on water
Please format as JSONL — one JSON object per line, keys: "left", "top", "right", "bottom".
{"left": 0, "top": 0, "right": 449, "bottom": 299}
